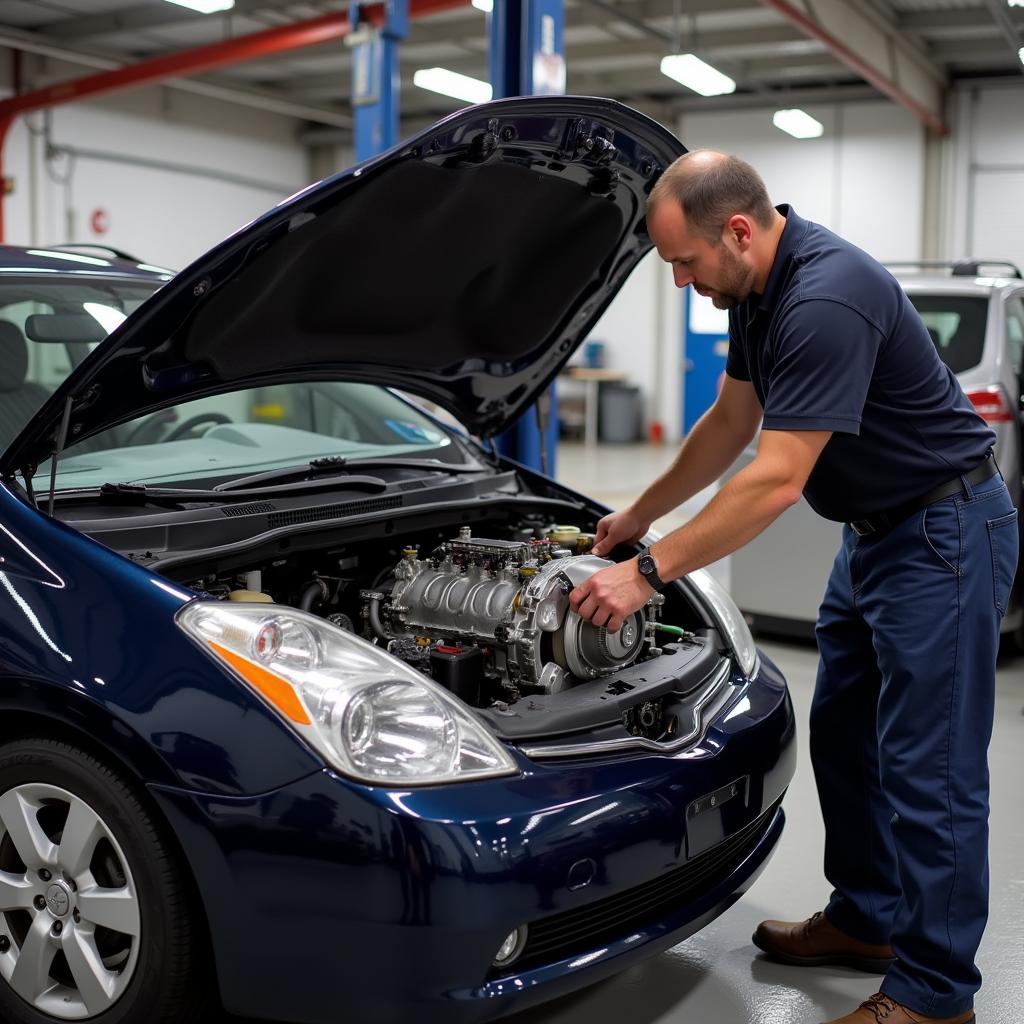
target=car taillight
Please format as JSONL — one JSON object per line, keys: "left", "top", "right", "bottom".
{"left": 966, "top": 386, "right": 1015, "bottom": 423}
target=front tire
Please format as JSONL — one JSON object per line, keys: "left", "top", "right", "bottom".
{"left": 0, "top": 739, "right": 208, "bottom": 1024}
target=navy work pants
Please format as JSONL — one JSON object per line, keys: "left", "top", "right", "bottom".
{"left": 811, "top": 471, "right": 1018, "bottom": 1017}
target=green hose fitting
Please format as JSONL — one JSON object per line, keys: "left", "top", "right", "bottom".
{"left": 655, "top": 623, "right": 692, "bottom": 638}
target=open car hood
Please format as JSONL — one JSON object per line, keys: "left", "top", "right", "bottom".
{"left": 2, "top": 96, "right": 685, "bottom": 476}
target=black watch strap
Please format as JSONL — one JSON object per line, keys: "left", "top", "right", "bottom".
{"left": 637, "top": 548, "right": 666, "bottom": 592}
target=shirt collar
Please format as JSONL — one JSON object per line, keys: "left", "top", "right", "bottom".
{"left": 751, "top": 203, "right": 807, "bottom": 320}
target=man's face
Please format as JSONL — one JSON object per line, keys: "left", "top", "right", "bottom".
{"left": 647, "top": 200, "right": 755, "bottom": 309}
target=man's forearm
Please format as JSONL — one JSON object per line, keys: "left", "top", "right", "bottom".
{"left": 649, "top": 457, "right": 801, "bottom": 580}
{"left": 631, "top": 406, "right": 754, "bottom": 525}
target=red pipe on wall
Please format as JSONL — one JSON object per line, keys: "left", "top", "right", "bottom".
{"left": 0, "top": 0, "right": 467, "bottom": 241}
{"left": 757, "top": 0, "right": 947, "bottom": 136}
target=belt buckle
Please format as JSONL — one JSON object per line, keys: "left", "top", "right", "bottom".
{"left": 850, "top": 519, "right": 874, "bottom": 538}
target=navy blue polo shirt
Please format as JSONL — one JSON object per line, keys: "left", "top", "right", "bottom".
{"left": 726, "top": 205, "right": 995, "bottom": 522}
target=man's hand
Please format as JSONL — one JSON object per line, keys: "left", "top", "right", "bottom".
{"left": 569, "top": 558, "right": 653, "bottom": 633}
{"left": 592, "top": 508, "right": 650, "bottom": 557}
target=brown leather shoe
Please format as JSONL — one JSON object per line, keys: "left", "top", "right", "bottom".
{"left": 821, "top": 992, "right": 975, "bottom": 1024}
{"left": 752, "top": 910, "right": 895, "bottom": 972}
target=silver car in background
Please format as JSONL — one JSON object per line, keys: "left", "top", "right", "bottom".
{"left": 728, "top": 259, "right": 1024, "bottom": 651}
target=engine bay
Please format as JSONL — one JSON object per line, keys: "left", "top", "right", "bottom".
{"left": 177, "top": 510, "right": 716, "bottom": 737}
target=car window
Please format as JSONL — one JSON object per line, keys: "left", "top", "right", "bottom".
{"left": 53, "top": 381, "right": 454, "bottom": 489}
{"left": 1006, "top": 298, "right": 1024, "bottom": 376}
{"left": 907, "top": 294, "right": 989, "bottom": 374}
{"left": 0, "top": 277, "right": 161, "bottom": 453}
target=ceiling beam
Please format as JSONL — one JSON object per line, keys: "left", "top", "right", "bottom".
{"left": 979, "top": 0, "right": 1024, "bottom": 78}
{"left": 268, "top": 22, "right": 811, "bottom": 94}
{"left": 928, "top": 38, "right": 1020, "bottom": 62}
{"left": 0, "top": 23, "right": 354, "bottom": 126}
{"left": 36, "top": 0, "right": 331, "bottom": 42}
{"left": 755, "top": 0, "right": 947, "bottom": 133}
{"left": 899, "top": 8, "right": 1024, "bottom": 34}
{"left": 38, "top": 0, "right": 764, "bottom": 45}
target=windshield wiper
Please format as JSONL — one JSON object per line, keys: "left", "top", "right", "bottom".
{"left": 52, "top": 474, "right": 389, "bottom": 507}
{"left": 214, "top": 455, "right": 487, "bottom": 492}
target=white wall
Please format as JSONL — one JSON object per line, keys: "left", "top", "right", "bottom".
{"left": 0, "top": 55, "right": 309, "bottom": 271}
{"left": 946, "top": 81, "right": 1024, "bottom": 273}
{"left": 586, "top": 98, "right": 927, "bottom": 442}
{"left": 677, "top": 99, "right": 926, "bottom": 262}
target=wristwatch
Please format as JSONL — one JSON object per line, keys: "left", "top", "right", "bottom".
{"left": 637, "top": 548, "right": 666, "bottom": 592}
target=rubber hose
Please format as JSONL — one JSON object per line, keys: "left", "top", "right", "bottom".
{"left": 368, "top": 596, "right": 389, "bottom": 641}
{"left": 299, "top": 579, "right": 330, "bottom": 612}
{"left": 656, "top": 623, "right": 690, "bottom": 637}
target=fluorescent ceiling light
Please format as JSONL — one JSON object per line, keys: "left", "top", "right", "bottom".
{"left": 773, "top": 108, "right": 825, "bottom": 139}
{"left": 161, "top": 0, "right": 235, "bottom": 12}
{"left": 660, "top": 54, "right": 735, "bottom": 97}
{"left": 413, "top": 68, "right": 492, "bottom": 104}
{"left": 471, "top": 0, "right": 493, "bottom": 11}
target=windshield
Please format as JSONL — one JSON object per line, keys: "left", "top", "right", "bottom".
{"left": 907, "top": 293, "right": 989, "bottom": 374}
{"left": 51, "top": 382, "right": 454, "bottom": 489}
{"left": 0, "top": 275, "right": 160, "bottom": 451}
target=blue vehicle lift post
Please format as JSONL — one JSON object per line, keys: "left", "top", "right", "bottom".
{"left": 490, "top": 0, "right": 565, "bottom": 474}
{"left": 350, "top": 0, "right": 409, "bottom": 163}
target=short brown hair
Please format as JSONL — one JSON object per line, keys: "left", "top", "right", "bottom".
{"left": 648, "top": 150, "right": 775, "bottom": 244}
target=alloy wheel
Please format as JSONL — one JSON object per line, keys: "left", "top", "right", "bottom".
{"left": 0, "top": 783, "right": 140, "bottom": 1020}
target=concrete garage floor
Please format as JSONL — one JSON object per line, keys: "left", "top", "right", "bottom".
{"left": 228, "top": 443, "right": 1023, "bottom": 1024}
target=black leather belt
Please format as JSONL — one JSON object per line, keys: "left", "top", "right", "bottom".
{"left": 849, "top": 455, "right": 1000, "bottom": 539}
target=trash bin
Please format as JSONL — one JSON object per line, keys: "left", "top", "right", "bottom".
{"left": 599, "top": 383, "right": 642, "bottom": 443}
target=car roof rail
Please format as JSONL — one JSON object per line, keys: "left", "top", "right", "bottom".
{"left": 950, "top": 258, "right": 1022, "bottom": 279}
{"left": 885, "top": 258, "right": 1022, "bottom": 279}
{"left": 49, "top": 243, "right": 143, "bottom": 263}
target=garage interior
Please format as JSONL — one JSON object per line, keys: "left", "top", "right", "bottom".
{"left": 0, "top": 0, "right": 1021, "bottom": 1022}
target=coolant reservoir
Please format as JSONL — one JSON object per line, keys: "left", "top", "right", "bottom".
{"left": 547, "top": 525, "right": 595, "bottom": 553}
{"left": 227, "top": 590, "right": 274, "bottom": 603}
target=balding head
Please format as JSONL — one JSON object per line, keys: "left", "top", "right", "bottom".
{"left": 648, "top": 150, "right": 775, "bottom": 246}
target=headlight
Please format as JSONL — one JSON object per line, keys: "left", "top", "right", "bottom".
{"left": 177, "top": 603, "right": 518, "bottom": 786}
{"left": 687, "top": 568, "right": 758, "bottom": 677}
{"left": 640, "top": 530, "right": 758, "bottom": 678}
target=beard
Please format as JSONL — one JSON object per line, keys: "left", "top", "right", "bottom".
{"left": 698, "top": 244, "right": 755, "bottom": 309}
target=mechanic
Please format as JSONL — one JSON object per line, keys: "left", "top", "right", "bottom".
{"left": 568, "top": 150, "right": 1018, "bottom": 1024}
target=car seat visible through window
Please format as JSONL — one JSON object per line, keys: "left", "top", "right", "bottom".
{"left": 0, "top": 321, "right": 50, "bottom": 451}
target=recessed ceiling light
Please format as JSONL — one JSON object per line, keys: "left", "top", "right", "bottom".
{"left": 659, "top": 54, "right": 735, "bottom": 97}
{"left": 413, "top": 68, "right": 493, "bottom": 104}
{"left": 161, "top": 0, "right": 235, "bottom": 13}
{"left": 772, "top": 108, "right": 825, "bottom": 139}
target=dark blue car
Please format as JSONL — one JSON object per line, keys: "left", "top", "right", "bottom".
{"left": 0, "top": 97, "right": 796, "bottom": 1024}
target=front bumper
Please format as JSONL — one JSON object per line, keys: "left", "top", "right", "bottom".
{"left": 150, "top": 653, "right": 796, "bottom": 1024}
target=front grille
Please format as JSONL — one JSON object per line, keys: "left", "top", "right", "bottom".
{"left": 501, "top": 797, "right": 783, "bottom": 975}
{"left": 267, "top": 495, "right": 402, "bottom": 528}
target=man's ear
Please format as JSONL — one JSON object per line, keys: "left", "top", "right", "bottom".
{"left": 726, "top": 214, "right": 754, "bottom": 252}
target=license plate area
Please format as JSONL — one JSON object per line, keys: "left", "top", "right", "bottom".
{"left": 685, "top": 777, "right": 749, "bottom": 858}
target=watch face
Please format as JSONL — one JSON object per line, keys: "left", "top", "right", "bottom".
{"left": 639, "top": 553, "right": 656, "bottom": 574}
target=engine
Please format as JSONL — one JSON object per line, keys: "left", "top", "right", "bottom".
{"left": 362, "top": 526, "right": 665, "bottom": 700}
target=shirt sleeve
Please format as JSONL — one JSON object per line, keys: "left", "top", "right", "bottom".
{"left": 725, "top": 309, "right": 751, "bottom": 381}
{"left": 762, "top": 298, "right": 884, "bottom": 435}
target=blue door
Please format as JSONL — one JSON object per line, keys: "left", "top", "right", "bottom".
{"left": 683, "top": 289, "right": 730, "bottom": 435}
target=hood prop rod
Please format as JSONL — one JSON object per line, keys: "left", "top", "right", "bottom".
{"left": 46, "top": 397, "right": 73, "bottom": 517}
